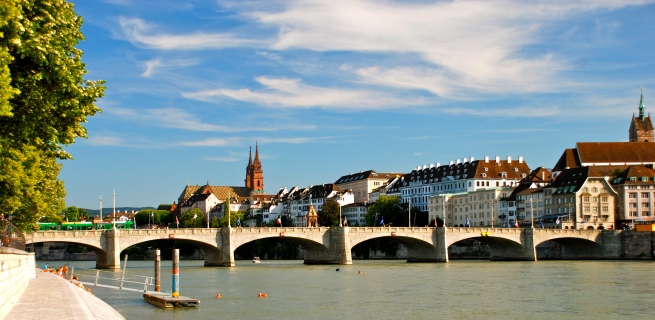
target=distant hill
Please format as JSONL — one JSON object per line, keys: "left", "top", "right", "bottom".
{"left": 83, "top": 207, "right": 155, "bottom": 217}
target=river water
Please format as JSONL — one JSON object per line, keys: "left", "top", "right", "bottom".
{"left": 41, "top": 259, "right": 654, "bottom": 320}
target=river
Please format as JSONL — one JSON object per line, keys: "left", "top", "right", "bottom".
{"left": 41, "top": 259, "right": 654, "bottom": 320}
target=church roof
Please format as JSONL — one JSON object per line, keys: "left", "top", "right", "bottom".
{"left": 553, "top": 142, "right": 655, "bottom": 171}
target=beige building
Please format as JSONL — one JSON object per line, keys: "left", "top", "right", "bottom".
{"left": 611, "top": 165, "right": 655, "bottom": 228}
{"left": 334, "top": 170, "right": 402, "bottom": 203}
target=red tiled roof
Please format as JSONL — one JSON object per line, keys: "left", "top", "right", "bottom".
{"left": 576, "top": 142, "right": 655, "bottom": 164}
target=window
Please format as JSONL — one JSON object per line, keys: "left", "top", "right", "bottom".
{"left": 584, "top": 206, "right": 591, "bottom": 213}
{"left": 641, "top": 193, "right": 650, "bottom": 199}
{"left": 583, "top": 196, "right": 590, "bottom": 202}
{"left": 629, "top": 193, "right": 637, "bottom": 199}
{"left": 601, "top": 196, "right": 608, "bottom": 202}
{"left": 641, "top": 202, "right": 650, "bottom": 208}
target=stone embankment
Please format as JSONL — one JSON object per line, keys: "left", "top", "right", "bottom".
{"left": 0, "top": 248, "right": 125, "bottom": 320}
{"left": 0, "top": 247, "right": 35, "bottom": 319}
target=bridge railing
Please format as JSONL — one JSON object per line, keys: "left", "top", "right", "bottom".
{"left": 234, "top": 227, "right": 331, "bottom": 233}
{"left": 120, "top": 228, "right": 219, "bottom": 236}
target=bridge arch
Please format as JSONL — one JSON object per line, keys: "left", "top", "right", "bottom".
{"left": 231, "top": 227, "right": 331, "bottom": 264}
{"left": 348, "top": 227, "right": 439, "bottom": 262}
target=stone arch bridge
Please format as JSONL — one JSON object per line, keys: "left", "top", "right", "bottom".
{"left": 26, "top": 227, "right": 635, "bottom": 269}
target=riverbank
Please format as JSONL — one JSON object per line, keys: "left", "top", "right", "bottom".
{"left": 3, "top": 264, "right": 125, "bottom": 319}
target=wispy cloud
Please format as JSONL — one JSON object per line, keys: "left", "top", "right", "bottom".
{"left": 140, "top": 58, "right": 199, "bottom": 77}
{"left": 185, "top": 76, "right": 427, "bottom": 110}
{"left": 118, "top": 17, "right": 264, "bottom": 50}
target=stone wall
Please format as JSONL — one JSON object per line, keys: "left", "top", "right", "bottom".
{"left": 0, "top": 247, "right": 36, "bottom": 319}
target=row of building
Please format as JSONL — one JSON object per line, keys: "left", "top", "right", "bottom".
{"left": 162, "top": 92, "right": 655, "bottom": 230}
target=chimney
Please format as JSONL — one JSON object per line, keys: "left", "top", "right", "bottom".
{"left": 519, "top": 156, "right": 524, "bottom": 163}
{"left": 485, "top": 156, "right": 489, "bottom": 163}
{"left": 456, "top": 159, "right": 461, "bottom": 164}
{"left": 450, "top": 160, "right": 454, "bottom": 165}
{"left": 463, "top": 157, "right": 468, "bottom": 163}
{"left": 507, "top": 156, "right": 512, "bottom": 164}
{"left": 495, "top": 156, "right": 500, "bottom": 163}
{"left": 470, "top": 156, "right": 475, "bottom": 162}
{"left": 436, "top": 162, "right": 441, "bottom": 167}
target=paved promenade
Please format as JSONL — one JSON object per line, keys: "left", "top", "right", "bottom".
{"left": 5, "top": 269, "right": 125, "bottom": 320}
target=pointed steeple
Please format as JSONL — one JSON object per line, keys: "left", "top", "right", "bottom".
{"left": 248, "top": 145, "right": 253, "bottom": 167}
{"left": 253, "top": 141, "right": 262, "bottom": 170}
{"left": 639, "top": 87, "right": 646, "bottom": 120}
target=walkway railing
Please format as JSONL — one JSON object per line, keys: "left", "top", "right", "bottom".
{"left": 69, "top": 264, "right": 154, "bottom": 293}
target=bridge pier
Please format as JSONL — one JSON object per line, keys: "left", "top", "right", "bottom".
{"left": 97, "top": 229, "right": 121, "bottom": 269}
{"left": 435, "top": 227, "right": 449, "bottom": 262}
{"left": 304, "top": 227, "right": 352, "bottom": 265}
{"left": 205, "top": 228, "right": 234, "bottom": 267}
{"left": 488, "top": 228, "right": 537, "bottom": 261}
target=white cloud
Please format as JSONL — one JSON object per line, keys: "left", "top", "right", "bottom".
{"left": 185, "top": 76, "right": 427, "bottom": 110}
{"left": 118, "top": 17, "right": 263, "bottom": 50}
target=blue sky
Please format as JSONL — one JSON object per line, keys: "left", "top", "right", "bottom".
{"left": 61, "top": 0, "right": 655, "bottom": 209}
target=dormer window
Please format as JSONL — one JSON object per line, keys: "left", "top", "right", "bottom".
{"left": 484, "top": 167, "right": 489, "bottom": 171}
{"left": 642, "top": 177, "right": 648, "bottom": 182}
{"left": 481, "top": 173, "right": 487, "bottom": 177}
{"left": 514, "top": 168, "right": 519, "bottom": 172}
{"left": 630, "top": 177, "right": 637, "bottom": 182}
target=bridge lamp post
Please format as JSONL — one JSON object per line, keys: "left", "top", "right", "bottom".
{"left": 530, "top": 196, "right": 534, "bottom": 229}
{"left": 442, "top": 196, "right": 446, "bottom": 228}
{"left": 408, "top": 198, "right": 411, "bottom": 227}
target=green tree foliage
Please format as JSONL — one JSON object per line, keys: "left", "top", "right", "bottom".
{"left": 0, "top": 0, "right": 105, "bottom": 230}
{"left": 365, "top": 195, "right": 406, "bottom": 226}
{"left": 134, "top": 209, "right": 171, "bottom": 228}
{"left": 62, "top": 206, "right": 88, "bottom": 222}
{"left": 218, "top": 211, "right": 244, "bottom": 228}
{"left": 180, "top": 208, "right": 204, "bottom": 228}
{"left": 318, "top": 197, "right": 340, "bottom": 227}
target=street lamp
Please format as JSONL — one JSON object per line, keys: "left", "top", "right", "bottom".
{"left": 408, "top": 197, "right": 411, "bottom": 227}
{"left": 442, "top": 196, "right": 446, "bottom": 228}
{"left": 530, "top": 196, "right": 534, "bottom": 229}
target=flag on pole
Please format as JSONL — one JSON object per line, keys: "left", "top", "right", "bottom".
{"left": 465, "top": 217, "right": 470, "bottom": 228}
{"left": 176, "top": 216, "right": 179, "bottom": 228}
{"left": 237, "top": 217, "right": 241, "bottom": 227}
{"left": 276, "top": 217, "right": 282, "bottom": 226}
{"left": 556, "top": 216, "right": 561, "bottom": 225}
{"left": 380, "top": 216, "right": 384, "bottom": 226}
{"left": 193, "top": 213, "right": 197, "bottom": 219}
{"left": 514, "top": 219, "right": 519, "bottom": 228}
{"left": 540, "top": 220, "right": 544, "bottom": 228}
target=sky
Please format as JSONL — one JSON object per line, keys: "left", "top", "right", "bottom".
{"left": 60, "top": 0, "right": 655, "bottom": 209}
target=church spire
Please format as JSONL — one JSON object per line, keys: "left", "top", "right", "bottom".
{"left": 253, "top": 141, "right": 261, "bottom": 169}
{"left": 639, "top": 87, "right": 646, "bottom": 120}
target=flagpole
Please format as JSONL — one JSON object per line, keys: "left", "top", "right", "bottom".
{"left": 408, "top": 198, "right": 411, "bottom": 227}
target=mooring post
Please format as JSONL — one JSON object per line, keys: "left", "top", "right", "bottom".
{"left": 155, "top": 249, "right": 161, "bottom": 292}
{"left": 172, "top": 248, "right": 180, "bottom": 298}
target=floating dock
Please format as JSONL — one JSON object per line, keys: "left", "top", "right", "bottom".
{"left": 143, "top": 291, "right": 200, "bottom": 308}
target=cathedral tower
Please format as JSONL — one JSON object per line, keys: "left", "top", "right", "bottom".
{"left": 629, "top": 89, "right": 654, "bottom": 142}
{"left": 245, "top": 143, "right": 264, "bottom": 192}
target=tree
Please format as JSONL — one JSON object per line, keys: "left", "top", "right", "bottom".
{"left": 134, "top": 209, "right": 170, "bottom": 228}
{"left": 0, "top": 0, "right": 105, "bottom": 230}
{"left": 365, "top": 195, "right": 405, "bottom": 226}
{"left": 62, "top": 206, "right": 88, "bottom": 222}
{"left": 218, "top": 211, "right": 244, "bottom": 228}
{"left": 318, "top": 198, "right": 340, "bottom": 227}
{"left": 180, "top": 208, "right": 204, "bottom": 228}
